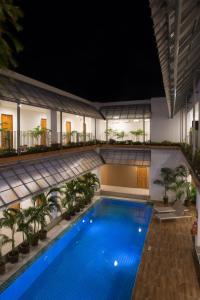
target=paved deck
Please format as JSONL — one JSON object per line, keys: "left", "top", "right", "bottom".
{"left": 133, "top": 205, "right": 200, "bottom": 300}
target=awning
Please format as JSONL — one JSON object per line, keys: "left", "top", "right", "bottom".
{"left": 100, "top": 149, "right": 151, "bottom": 166}
{"left": 100, "top": 104, "right": 151, "bottom": 119}
{"left": 150, "top": 0, "right": 200, "bottom": 116}
{"left": 0, "top": 74, "right": 102, "bottom": 119}
{"left": 0, "top": 151, "right": 103, "bottom": 209}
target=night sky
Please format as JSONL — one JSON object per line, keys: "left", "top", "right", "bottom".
{"left": 16, "top": 0, "right": 164, "bottom": 102}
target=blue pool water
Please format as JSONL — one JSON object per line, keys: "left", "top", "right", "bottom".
{"left": 0, "top": 198, "right": 152, "bottom": 300}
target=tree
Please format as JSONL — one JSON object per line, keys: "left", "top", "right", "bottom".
{"left": 154, "top": 168, "right": 174, "bottom": 204}
{"left": 78, "top": 172, "right": 100, "bottom": 204}
{"left": 0, "top": 234, "right": 12, "bottom": 273}
{"left": 130, "top": 129, "right": 144, "bottom": 142}
{"left": 0, "top": 208, "right": 19, "bottom": 255}
{"left": 114, "top": 131, "right": 125, "bottom": 141}
{"left": 0, "top": 0, "right": 23, "bottom": 68}
{"left": 0, "top": 234, "right": 12, "bottom": 261}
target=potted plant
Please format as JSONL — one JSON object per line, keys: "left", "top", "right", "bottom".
{"left": 61, "top": 180, "right": 78, "bottom": 219}
{"left": 0, "top": 234, "right": 12, "bottom": 274}
{"left": 0, "top": 208, "right": 20, "bottom": 263}
{"left": 154, "top": 168, "right": 174, "bottom": 205}
{"left": 33, "top": 192, "right": 61, "bottom": 240}
{"left": 25, "top": 206, "right": 40, "bottom": 246}
{"left": 184, "top": 183, "right": 196, "bottom": 207}
{"left": 77, "top": 172, "right": 100, "bottom": 205}
{"left": 17, "top": 209, "right": 33, "bottom": 254}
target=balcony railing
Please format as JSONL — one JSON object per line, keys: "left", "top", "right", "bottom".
{"left": 0, "top": 130, "right": 95, "bottom": 151}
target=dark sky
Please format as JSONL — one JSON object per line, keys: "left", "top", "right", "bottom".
{"left": 16, "top": 0, "right": 164, "bottom": 102}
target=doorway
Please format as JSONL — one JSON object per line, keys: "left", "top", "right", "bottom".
{"left": 137, "top": 167, "right": 148, "bottom": 188}
{"left": 1, "top": 114, "right": 13, "bottom": 149}
{"left": 41, "top": 118, "right": 47, "bottom": 145}
{"left": 66, "top": 121, "right": 71, "bottom": 143}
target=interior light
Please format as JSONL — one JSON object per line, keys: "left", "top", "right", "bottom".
{"left": 90, "top": 219, "right": 93, "bottom": 224}
{"left": 138, "top": 227, "right": 142, "bottom": 233}
{"left": 133, "top": 119, "right": 139, "bottom": 122}
{"left": 82, "top": 219, "right": 85, "bottom": 223}
{"left": 114, "top": 260, "right": 118, "bottom": 267}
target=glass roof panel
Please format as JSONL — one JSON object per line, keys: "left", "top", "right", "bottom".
{"left": 0, "top": 74, "right": 102, "bottom": 119}
{"left": 0, "top": 151, "right": 103, "bottom": 208}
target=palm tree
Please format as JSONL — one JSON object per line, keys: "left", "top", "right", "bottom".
{"left": 24, "top": 206, "right": 41, "bottom": 246}
{"left": 174, "top": 165, "right": 189, "bottom": 182}
{"left": 0, "top": 0, "right": 23, "bottom": 68}
{"left": 0, "top": 234, "right": 12, "bottom": 274}
{"left": 154, "top": 168, "right": 174, "bottom": 204}
{"left": 0, "top": 208, "right": 20, "bottom": 262}
{"left": 17, "top": 209, "right": 33, "bottom": 253}
{"left": 169, "top": 179, "right": 185, "bottom": 202}
{"left": 32, "top": 192, "right": 61, "bottom": 240}
{"left": 61, "top": 180, "right": 78, "bottom": 219}
{"left": 78, "top": 172, "right": 100, "bottom": 204}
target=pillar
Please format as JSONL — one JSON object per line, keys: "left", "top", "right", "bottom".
{"left": 60, "top": 111, "right": 62, "bottom": 146}
{"left": 51, "top": 110, "right": 57, "bottom": 144}
{"left": 106, "top": 120, "right": 108, "bottom": 142}
{"left": 185, "top": 98, "right": 188, "bottom": 143}
{"left": 192, "top": 78, "right": 196, "bottom": 156}
{"left": 95, "top": 118, "right": 97, "bottom": 140}
{"left": 198, "top": 89, "right": 200, "bottom": 149}
{"left": 17, "top": 103, "right": 21, "bottom": 154}
{"left": 195, "top": 189, "right": 200, "bottom": 247}
{"left": 143, "top": 116, "right": 145, "bottom": 143}
{"left": 83, "top": 116, "right": 86, "bottom": 142}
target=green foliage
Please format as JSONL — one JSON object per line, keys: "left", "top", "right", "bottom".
{"left": 130, "top": 129, "right": 144, "bottom": 141}
{"left": 0, "top": 0, "right": 23, "bottom": 68}
{"left": 0, "top": 208, "right": 20, "bottom": 252}
{"left": 114, "top": 131, "right": 125, "bottom": 140}
{"left": 0, "top": 234, "right": 12, "bottom": 260}
{"left": 154, "top": 167, "right": 175, "bottom": 199}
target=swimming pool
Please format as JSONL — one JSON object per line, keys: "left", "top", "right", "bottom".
{"left": 0, "top": 198, "right": 152, "bottom": 300}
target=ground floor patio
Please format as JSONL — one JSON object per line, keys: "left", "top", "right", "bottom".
{"left": 133, "top": 205, "right": 200, "bottom": 300}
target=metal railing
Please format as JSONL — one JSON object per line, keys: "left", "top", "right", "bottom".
{"left": 0, "top": 130, "right": 95, "bottom": 151}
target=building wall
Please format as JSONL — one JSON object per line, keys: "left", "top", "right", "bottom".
{"left": 101, "top": 164, "right": 149, "bottom": 188}
{"left": 151, "top": 97, "right": 181, "bottom": 142}
{"left": 96, "top": 119, "right": 106, "bottom": 140}
{"left": 150, "top": 149, "right": 187, "bottom": 201}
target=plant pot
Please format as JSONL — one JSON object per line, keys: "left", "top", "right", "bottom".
{"left": 30, "top": 234, "right": 39, "bottom": 246}
{"left": 163, "top": 196, "right": 168, "bottom": 205}
{"left": 71, "top": 209, "right": 76, "bottom": 216}
{"left": 19, "top": 241, "right": 30, "bottom": 254}
{"left": 184, "top": 199, "right": 190, "bottom": 207}
{"left": 75, "top": 206, "right": 80, "bottom": 213}
{"left": 39, "top": 230, "right": 47, "bottom": 240}
{"left": 0, "top": 261, "right": 6, "bottom": 275}
{"left": 64, "top": 212, "right": 71, "bottom": 221}
{"left": 7, "top": 250, "right": 19, "bottom": 264}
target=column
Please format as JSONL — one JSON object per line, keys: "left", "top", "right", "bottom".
{"left": 185, "top": 98, "right": 188, "bottom": 143}
{"left": 106, "top": 120, "right": 108, "bottom": 142}
{"left": 51, "top": 110, "right": 57, "bottom": 144}
{"left": 60, "top": 111, "right": 62, "bottom": 146}
{"left": 192, "top": 78, "right": 196, "bottom": 156}
{"left": 17, "top": 103, "right": 21, "bottom": 154}
{"left": 143, "top": 116, "right": 145, "bottom": 143}
{"left": 83, "top": 116, "right": 86, "bottom": 142}
{"left": 198, "top": 90, "right": 200, "bottom": 149}
{"left": 195, "top": 189, "right": 200, "bottom": 247}
{"left": 95, "top": 118, "right": 97, "bottom": 140}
